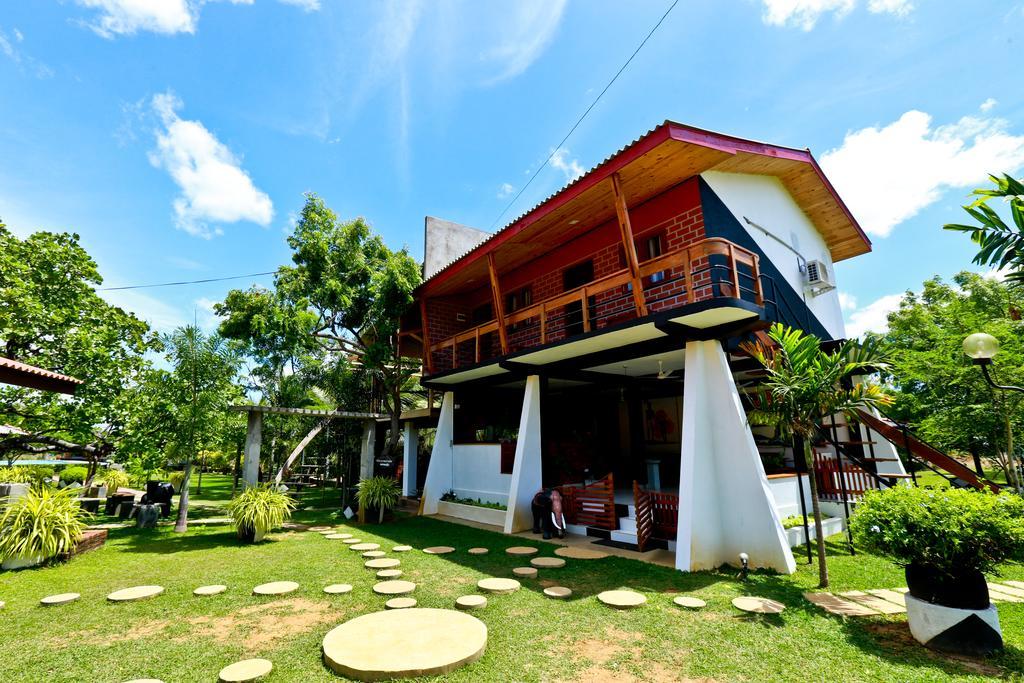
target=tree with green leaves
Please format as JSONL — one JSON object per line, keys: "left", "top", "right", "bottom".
{"left": 876, "top": 272, "right": 1024, "bottom": 488}
{"left": 0, "top": 223, "right": 155, "bottom": 478}
{"left": 945, "top": 173, "right": 1024, "bottom": 284}
{"left": 744, "top": 323, "right": 891, "bottom": 588}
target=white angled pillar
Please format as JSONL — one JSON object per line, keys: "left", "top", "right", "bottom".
{"left": 242, "top": 410, "right": 262, "bottom": 487}
{"left": 421, "top": 391, "right": 455, "bottom": 515}
{"left": 676, "top": 340, "right": 796, "bottom": 574}
{"left": 504, "top": 375, "right": 543, "bottom": 534}
{"left": 402, "top": 422, "right": 419, "bottom": 497}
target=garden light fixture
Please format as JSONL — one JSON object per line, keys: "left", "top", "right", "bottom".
{"left": 963, "top": 333, "right": 1024, "bottom": 394}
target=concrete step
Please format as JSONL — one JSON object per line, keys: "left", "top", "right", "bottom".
{"left": 617, "top": 517, "right": 637, "bottom": 534}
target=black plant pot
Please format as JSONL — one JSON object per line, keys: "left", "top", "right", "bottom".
{"left": 905, "top": 562, "right": 989, "bottom": 610}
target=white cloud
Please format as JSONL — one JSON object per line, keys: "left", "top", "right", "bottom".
{"left": 479, "top": 0, "right": 567, "bottom": 85}
{"left": 838, "top": 291, "right": 857, "bottom": 311}
{"left": 761, "top": 0, "right": 910, "bottom": 29}
{"left": 980, "top": 97, "right": 998, "bottom": 113}
{"left": 278, "top": 0, "right": 319, "bottom": 10}
{"left": 194, "top": 297, "right": 221, "bottom": 330}
{"left": 821, "top": 110, "right": 1024, "bottom": 237}
{"left": 148, "top": 91, "right": 274, "bottom": 239}
{"left": 0, "top": 26, "right": 53, "bottom": 78}
{"left": 497, "top": 182, "right": 515, "bottom": 199}
{"left": 866, "top": 0, "right": 913, "bottom": 16}
{"left": 551, "top": 148, "right": 584, "bottom": 182}
{"left": 100, "top": 288, "right": 188, "bottom": 332}
{"left": 844, "top": 293, "right": 903, "bottom": 338}
{"left": 76, "top": 0, "right": 317, "bottom": 38}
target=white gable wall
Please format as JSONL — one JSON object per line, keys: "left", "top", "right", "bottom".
{"left": 701, "top": 171, "right": 847, "bottom": 339}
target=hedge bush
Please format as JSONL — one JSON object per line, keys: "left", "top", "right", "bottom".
{"left": 58, "top": 466, "right": 89, "bottom": 485}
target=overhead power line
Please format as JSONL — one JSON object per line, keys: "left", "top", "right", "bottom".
{"left": 488, "top": 0, "right": 680, "bottom": 230}
{"left": 100, "top": 271, "right": 277, "bottom": 291}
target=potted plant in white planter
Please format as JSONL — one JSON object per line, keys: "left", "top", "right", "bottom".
{"left": 356, "top": 476, "right": 402, "bottom": 524}
{"left": 851, "top": 485, "right": 1024, "bottom": 655}
{"left": 0, "top": 486, "right": 88, "bottom": 570}
{"left": 226, "top": 484, "right": 296, "bottom": 542}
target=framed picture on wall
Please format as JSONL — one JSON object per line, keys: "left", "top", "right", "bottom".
{"left": 643, "top": 396, "right": 681, "bottom": 444}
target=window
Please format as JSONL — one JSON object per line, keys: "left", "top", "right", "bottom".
{"left": 644, "top": 234, "right": 665, "bottom": 283}
{"left": 471, "top": 302, "right": 493, "bottom": 325}
{"left": 505, "top": 287, "right": 532, "bottom": 313}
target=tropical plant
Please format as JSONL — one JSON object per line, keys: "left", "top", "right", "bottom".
{"left": 98, "top": 469, "right": 131, "bottom": 494}
{"left": 226, "top": 484, "right": 296, "bottom": 541}
{"left": 168, "top": 471, "right": 186, "bottom": 493}
{"left": 0, "top": 486, "right": 88, "bottom": 563}
{"left": 356, "top": 476, "right": 402, "bottom": 523}
{"left": 945, "top": 173, "right": 1024, "bottom": 284}
{"left": 0, "top": 467, "right": 36, "bottom": 484}
{"left": 743, "top": 323, "right": 891, "bottom": 587}
{"left": 58, "top": 466, "right": 89, "bottom": 485}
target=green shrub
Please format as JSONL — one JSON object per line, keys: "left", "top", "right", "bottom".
{"left": 357, "top": 476, "right": 402, "bottom": 523}
{"left": 28, "top": 466, "right": 55, "bottom": 483}
{"left": 226, "top": 484, "right": 296, "bottom": 541}
{"left": 850, "top": 486, "right": 1024, "bottom": 576}
{"left": 58, "top": 466, "right": 89, "bottom": 485}
{"left": 98, "top": 469, "right": 131, "bottom": 493}
{"left": 0, "top": 467, "right": 36, "bottom": 484}
{"left": 0, "top": 486, "right": 88, "bottom": 562}
{"left": 168, "top": 471, "right": 186, "bottom": 492}
{"left": 781, "top": 514, "right": 809, "bottom": 529}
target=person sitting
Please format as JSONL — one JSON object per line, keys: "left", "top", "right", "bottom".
{"left": 531, "top": 488, "right": 567, "bottom": 539}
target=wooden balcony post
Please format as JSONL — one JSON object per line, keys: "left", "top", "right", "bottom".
{"left": 581, "top": 287, "right": 591, "bottom": 333}
{"left": 487, "top": 252, "right": 510, "bottom": 355}
{"left": 728, "top": 243, "right": 741, "bottom": 298}
{"left": 751, "top": 254, "right": 764, "bottom": 305}
{"left": 683, "top": 247, "right": 694, "bottom": 304}
{"left": 540, "top": 303, "right": 547, "bottom": 344}
{"left": 611, "top": 172, "right": 648, "bottom": 317}
{"left": 420, "top": 298, "right": 434, "bottom": 375}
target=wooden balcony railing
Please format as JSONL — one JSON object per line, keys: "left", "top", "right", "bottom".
{"left": 427, "top": 237, "right": 763, "bottom": 373}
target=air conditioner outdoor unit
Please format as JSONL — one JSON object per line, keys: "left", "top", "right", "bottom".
{"left": 804, "top": 259, "right": 835, "bottom": 296}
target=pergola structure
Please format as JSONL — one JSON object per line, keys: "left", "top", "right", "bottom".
{"left": 228, "top": 405, "right": 388, "bottom": 487}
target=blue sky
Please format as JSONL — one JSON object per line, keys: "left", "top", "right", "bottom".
{"left": 1, "top": 0, "right": 1023, "bottom": 339}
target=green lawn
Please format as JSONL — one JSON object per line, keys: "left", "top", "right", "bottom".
{"left": 1, "top": 474, "right": 1023, "bottom": 682}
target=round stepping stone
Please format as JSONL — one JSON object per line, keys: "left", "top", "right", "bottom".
{"left": 342, "top": 538, "right": 362, "bottom": 544}
{"left": 376, "top": 569, "right": 403, "bottom": 579}
{"left": 392, "top": 545, "right": 413, "bottom": 552}
{"left": 513, "top": 567, "right": 538, "bottom": 578}
{"left": 456, "top": 594, "right": 487, "bottom": 610}
{"left": 673, "top": 596, "right": 706, "bottom": 609}
{"left": 309, "top": 526, "right": 332, "bottom": 531}
{"left": 467, "top": 547, "right": 489, "bottom": 555}
{"left": 732, "top": 596, "right": 785, "bottom": 614}
{"left": 351, "top": 542, "right": 380, "bottom": 551}
{"left": 124, "top": 679, "right": 164, "bottom": 683}
{"left": 323, "top": 584, "right": 353, "bottom": 595}
{"left": 373, "top": 580, "right": 416, "bottom": 596}
{"left": 362, "top": 550, "right": 386, "bottom": 558}
{"left": 217, "top": 658, "right": 272, "bottom": 682}
{"left": 554, "top": 546, "right": 608, "bottom": 560}
{"left": 324, "top": 534, "right": 351, "bottom": 540}
{"left": 252, "top": 581, "right": 299, "bottom": 596}
{"left": 544, "top": 586, "right": 572, "bottom": 600}
{"left": 423, "top": 546, "right": 455, "bottom": 555}
{"left": 108, "top": 585, "right": 165, "bottom": 602}
{"left": 385, "top": 597, "right": 417, "bottom": 609}
{"left": 322, "top": 608, "right": 487, "bottom": 680}
{"left": 40, "top": 592, "right": 80, "bottom": 606}
{"left": 598, "top": 590, "right": 647, "bottom": 609}
{"left": 365, "top": 558, "right": 401, "bottom": 570}
{"left": 505, "top": 546, "right": 538, "bottom": 557}
{"left": 193, "top": 585, "right": 227, "bottom": 596}
{"left": 477, "top": 577, "right": 520, "bottom": 594}
{"left": 530, "top": 557, "right": 566, "bottom": 569}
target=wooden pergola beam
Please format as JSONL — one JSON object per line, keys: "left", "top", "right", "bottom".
{"left": 610, "top": 172, "right": 648, "bottom": 317}
{"left": 487, "top": 252, "right": 510, "bottom": 354}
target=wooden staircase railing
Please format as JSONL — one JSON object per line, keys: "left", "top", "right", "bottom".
{"left": 557, "top": 473, "right": 617, "bottom": 530}
{"left": 633, "top": 481, "right": 653, "bottom": 552}
{"left": 633, "top": 481, "right": 679, "bottom": 552}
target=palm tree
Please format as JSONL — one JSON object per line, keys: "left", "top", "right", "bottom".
{"left": 944, "top": 173, "right": 1024, "bottom": 284}
{"left": 743, "top": 323, "right": 891, "bottom": 588}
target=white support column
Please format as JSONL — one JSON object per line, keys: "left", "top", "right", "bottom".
{"left": 359, "top": 419, "right": 376, "bottom": 481}
{"left": 421, "top": 391, "right": 455, "bottom": 515}
{"left": 504, "top": 375, "right": 543, "bottom": 534}
{"left": 242, "top": 410, "right": 262, "bottom": 487}
{"left": 402, "top": 421, "right": 419, "bottom": 497}
{"left": 676, "top": 340, "right": 796, "bottom": 574}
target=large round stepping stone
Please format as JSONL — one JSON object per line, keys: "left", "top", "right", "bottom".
{"left": 423, "top": 546, "right": 455, "bottom": 555}
{"left": 732, "top": 596, "right": 785, "bottom": 614}
{"left": 392, "top": 545, "right": 413, "bottom": 552}
{"left": 467, "top": 547, "right": 489, "bottom": 555}
{"left": 530, "top": 557, "right": 566, "bottom": 569}
{"left": 252, "top": 581, "right": 299, "bottom": 596}
{"left": 673, "top": 596, "right": 706, "bottom": 609}
{"left": 513, "top": 567, "right": 538, "bottom": 578}
{"left": 194, "top": 585, "right": 227, "bottom": 596}
{"left": 218, "top": 658, "right": 272, "bottom": 682}
{"left": 505, "top": 546, "right": 538, "bottom": 557}
{"left": 385, "top": 597, "right": 417, "bottom": 610}
{"left": 325, "top": 533, "right": 351, "bottom": 540}
{"left": 323, "top": 608, "right": 487, "bottom": 680}
{"left": 377, "top": 569, "right": 403, "bottom": 579}
{"left": 363, "top": 550, "right": 386, "bottom": 558}
{"left": 366, "top": 558, "right": 401, "bottom": 570}
{"left": 342, "top": 538, "right": 362, "bottom": 544}
{"left": 108, "top": 586, "right": 165, "bottom": 602}
{"left": 544, "top": 586, "right": 572, "bottom": 600}
{"left": 309, "top": 526, "right": 332, "bottom": 531}
{"left": 324, "top": 584, "right": 353, "bottom": 595}
{"left": 351, "top": 542, "right": 380, "bottom": 551}
{"left": 456, "top": 594, "right": 487, "bottom": 610}
{"left": 41, "top": 592, "right": 80, "bottom": 606}
{"left": 373, "top": 580, "right": 416, "bottom": 596}
{"left": 477, "top": 577, "right": 520, "bottom": 594}
{"left": 598, "top": 590, "right": 646, "bottom": 609}
{"left": 554, "top": 546, "right": 608, "bottom": 560}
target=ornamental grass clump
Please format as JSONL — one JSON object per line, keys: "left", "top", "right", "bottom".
{"left": 98, "top": 469, "right": 131, "bottom": 494}
{"left": 0, "top": 467, "right": 36, "bottom": 484}
{"left": 226, "top": 484, "right": 296, "bottom": 542}
{"left": 356, "top": 476, "right": 402, "bottom": 523}
{"left": 0, "top": 486, "right": 88, "bottom": 565}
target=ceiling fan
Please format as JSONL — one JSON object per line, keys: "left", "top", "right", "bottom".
{"left": 657, "top": 360, "right": 671, "bottom": 380}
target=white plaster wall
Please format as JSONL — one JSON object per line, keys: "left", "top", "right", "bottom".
{"left": 768, "top": 474, "right": 812, "bottom": 519}
{"left": 701, "top": 171, "right": 846, "bottom": 339}
{"left": 451, "top": 444, "right": 511, "bottom": 505}
{"left": 676, "top": 340, "right": 796, "bottom": 573}
{"left": 421, "top": 392, "right": 455, "bottom": 515}
{"left": 504, "top": 376, "right": 543, "bottom": 534}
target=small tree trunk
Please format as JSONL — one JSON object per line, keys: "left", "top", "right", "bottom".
{"left": 379, "top": 502, "right": 385, "bottom": 524}
{"left": 803, "top": 441, "right": 829, "bottom": 588}
{"left": 174, "top": 460, "right": 192, "bottom": 533}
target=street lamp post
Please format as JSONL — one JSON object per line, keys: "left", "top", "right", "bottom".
{"left": 963, "top": 333, "right": 1024, "bottom": 491}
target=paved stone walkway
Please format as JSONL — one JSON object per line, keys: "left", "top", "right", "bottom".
{"left": 805, "top": 582, "right": 1024, "bottom": 617}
